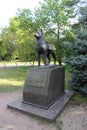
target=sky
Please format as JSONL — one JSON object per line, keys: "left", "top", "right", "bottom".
{"left": 0, "top": 0, "right": 87, "bottom": 29}
{"left": 0, "top": 0, "right": 43, "bottom": 28}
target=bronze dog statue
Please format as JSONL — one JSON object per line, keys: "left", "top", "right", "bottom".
{"left": 34, "top": 29, "right": 56, "bottom": 66}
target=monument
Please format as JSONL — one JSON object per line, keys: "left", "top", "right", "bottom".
{"left": 23, "top": 65, "right": 65, "bottom": 109}
{"left": 7, "top": 29, "right": 74, "bottom": 121}
{"left": 34, "top": 29, "right": 56, "bottom": 66}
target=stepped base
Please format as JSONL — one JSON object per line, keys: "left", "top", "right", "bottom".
{"left": 7, "top": 90, "right": 75, "bottom": 121}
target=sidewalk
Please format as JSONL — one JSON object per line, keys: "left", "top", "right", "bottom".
{"left": 0, "top": 62, "right": 37, "bottom": 68}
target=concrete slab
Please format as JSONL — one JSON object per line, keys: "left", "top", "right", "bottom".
{"left": 7, "top": 90, "right": 75, "bottom": 121}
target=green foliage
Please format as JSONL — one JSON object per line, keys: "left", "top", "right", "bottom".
{"left": 0, "top": 37, "right": 3, "bottom": 44}
{"left": 64, "top": 5, "right": 87, "bottom": 95}
{"left": 0, "top": 28, "right": 16, "bottom": 61}
{"left": 9, "top": 9, "right": 36, "bottom": 62}
{"left": 0, "top": 9, "right": 37, "bottom": 62}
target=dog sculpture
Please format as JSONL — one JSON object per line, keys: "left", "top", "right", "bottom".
{"left": 34, "top": 29, "right": 56, "bottom": 66}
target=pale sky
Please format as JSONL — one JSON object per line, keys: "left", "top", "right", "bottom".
{"left": 0, "top": 0, "right": 43, "bottom": 28}
{"left": 0, "top": 0, "right": 87, "bottom": 29}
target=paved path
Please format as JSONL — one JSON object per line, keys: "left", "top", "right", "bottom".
{"left": 0, "top": 62, "right": 36, "bottom": 68}
{"left": 0, "top": 90, "right": 87, "bottom": 130}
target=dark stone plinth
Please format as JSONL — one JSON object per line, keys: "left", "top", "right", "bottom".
{"left": 7, "top": 90, "right": 75, "bottom": 121}
{"left": 23, "top": 65, "right": 65, "bottom": 109}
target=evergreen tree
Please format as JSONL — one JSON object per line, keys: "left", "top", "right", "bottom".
{"left": 64, "top": 5, "right": 87, "bottom": 95}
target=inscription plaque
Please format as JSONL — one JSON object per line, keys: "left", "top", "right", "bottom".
{"left": 26, "top": 69, "right": 48, "bottom": 88}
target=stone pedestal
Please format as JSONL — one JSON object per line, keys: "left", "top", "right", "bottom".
{"left": 7, "top": 65, "right": 75, "bottom": 121}
{"left": 23, "top": 65, "right": 65, "bottom": 109}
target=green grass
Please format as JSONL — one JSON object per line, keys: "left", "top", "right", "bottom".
{"left": 0, "top": 66, "right": 29, "bottom": 92}
{"left": 69, "top": 92, "right": 87, "bottom": 105}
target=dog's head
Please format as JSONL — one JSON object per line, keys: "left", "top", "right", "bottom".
{"left": 34, "top": 29, "right": 43, "bottom": 38}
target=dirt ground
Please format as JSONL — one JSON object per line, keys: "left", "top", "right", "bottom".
{"left": 0, "top": 90, "right": 87, "bottom": 130}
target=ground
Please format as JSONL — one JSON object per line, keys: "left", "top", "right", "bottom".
{"left": 0, "top": 90, "right": 87, "bottom": 130}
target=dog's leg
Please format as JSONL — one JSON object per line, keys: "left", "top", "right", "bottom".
{"left": 37, "top": 53, "right": 40, "bottom": 66}
{"left": 50, "top": 51, "right": 56, "bottom": 64}
{"left": 43, "top": 53, "right": 47, "bottom": 65}
{"left": 47, "top": 53, "right": 50, "bottom": 65}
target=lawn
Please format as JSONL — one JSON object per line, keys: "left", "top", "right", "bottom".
{"left": 0, "top": 65, "right": 86, "bottom": 103}
{"left": 0, "top": 66, "right": 29, "bottom": 92}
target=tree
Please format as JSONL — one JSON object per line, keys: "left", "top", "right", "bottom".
{"left": 16, "top": 9, "right": 37, "bottom": 62}
{"left": 0, "top": 8, "right": 37, "bottom": 63}
{"left": 0, "top": 37, "right": 3, "bottom": 60}
{"left": 8, "top": 9, "right": 36, "bottom": 62}
{"left": 0, "top": 27, "right": 16, "bottom": 61}
{"left": 64, "top": 4, "right": 87, "bottom": 95}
